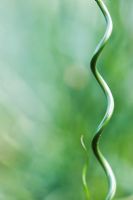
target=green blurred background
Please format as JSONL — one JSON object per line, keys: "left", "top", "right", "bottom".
{"left": 0, "top": 0, "right": 133, "bottom": 199}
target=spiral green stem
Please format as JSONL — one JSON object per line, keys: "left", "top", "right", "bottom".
{"left": 91, "top": 0, "right": 116, "bottom": 199}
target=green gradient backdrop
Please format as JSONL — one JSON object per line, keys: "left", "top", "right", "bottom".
{"left": 0, "top": 0, "right": 133, "bottom": 199}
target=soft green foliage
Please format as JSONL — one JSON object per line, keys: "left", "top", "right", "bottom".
{"left": 0, "top": 0, "right": 133, "bottom": 199}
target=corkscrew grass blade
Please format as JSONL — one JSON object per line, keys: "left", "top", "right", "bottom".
{"left": 81, "top": 135, "right": 90, "bottom": 200}
{"left": 82, "top": 0, "right": 116, "bottom": 199}
{"left": 91, "top": 0, "right": 116, "bottom": 199}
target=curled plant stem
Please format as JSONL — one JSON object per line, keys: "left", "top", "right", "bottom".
{"left": 81, "top": 0, "right": 116, "bottom": 199}
{"left": 91, "top": 0, "right": 116, "bottom": 200}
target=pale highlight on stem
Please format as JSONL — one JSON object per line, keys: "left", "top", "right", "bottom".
{"left": 81, "top": 0, "right": 116, "bottom": 199}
